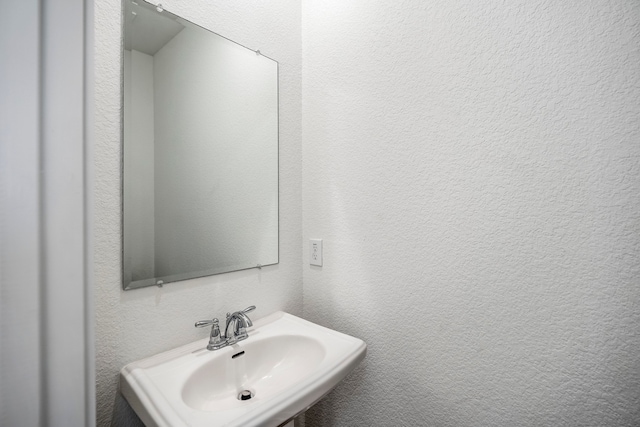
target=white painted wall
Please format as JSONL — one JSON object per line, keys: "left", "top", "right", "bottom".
{"left": 94, "top": 0, "right": 301, "bottom": 425}
{"left": 97, "top": 0, "right": 640, "bottom": 425}
{"left": 302, "top": 1, "right": 640, "bottom": 426}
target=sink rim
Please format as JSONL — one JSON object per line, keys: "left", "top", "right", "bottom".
{"left": 120, "top": 311, "right": 367, "bottom": 427}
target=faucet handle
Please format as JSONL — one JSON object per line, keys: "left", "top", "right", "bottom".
{"left": 236, "top": 306, "right": 255, "bottom": 328}
{"left": 195, "top": 318, "right": 217, "bottom": 328}
{"left": 195, "top": 318, "right": 227, "bottom": 350}
{"left": 225, "top": 306, "right": 255, "bottom": 321}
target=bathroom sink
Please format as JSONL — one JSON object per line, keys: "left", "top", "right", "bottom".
{"left": 120, "top": 311, "right": 366, "bottom": 427}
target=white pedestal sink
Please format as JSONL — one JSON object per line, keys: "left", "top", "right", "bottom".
{"left": 120, "top": 311, "right": 367, "bottom": 427}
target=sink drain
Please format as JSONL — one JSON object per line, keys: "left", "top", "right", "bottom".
{"left": 238, "top": 390, "right": 254, "bottom": 401}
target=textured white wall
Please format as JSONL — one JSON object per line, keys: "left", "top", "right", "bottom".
{"left": 94, "top": 0, "right": 301, "bottom": 425}
{"left": 302, "top": 1, "right": 640, "bottom": 426}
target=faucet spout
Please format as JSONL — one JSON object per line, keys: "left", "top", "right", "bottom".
{"left": 225, "top": 306, "right": 255, "bottom": 344}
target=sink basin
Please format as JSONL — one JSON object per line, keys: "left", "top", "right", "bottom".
{"left": 120, "top": 311, "right": 367, "bottom": 427}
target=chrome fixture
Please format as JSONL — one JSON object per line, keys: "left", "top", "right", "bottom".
{"left": 225, "top": 306, "right": 255, "bottom": 345}
{"left": 195, "top": 306, "right": 256, "bottom": 351}
{"left": 194, "top": 318, "right": 226, "bottom": 351}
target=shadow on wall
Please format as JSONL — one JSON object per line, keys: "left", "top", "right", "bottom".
{"left": 110, "top": 394, "right": 144, "bottom": 427}
{"left": 305, "top": 362, "right": 369, "bottom": 427}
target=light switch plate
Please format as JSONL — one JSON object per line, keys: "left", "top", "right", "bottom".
{"left": 310, "top": 239, "right": 323, "bottom": 266}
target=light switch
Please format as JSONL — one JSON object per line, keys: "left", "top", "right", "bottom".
{"left": 310, "top": 239, "right": 323, "bottom": 266}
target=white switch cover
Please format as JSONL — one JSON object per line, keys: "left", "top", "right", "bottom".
{"left": 310, "top": 239, "right": 323, "bottom": 266}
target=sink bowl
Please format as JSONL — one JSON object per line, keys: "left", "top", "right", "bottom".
{"left": 120, "top": 311, "right": 367, "bottom": 427}
{"left": 182, "top": 334, "right": 326, "bottom": 412}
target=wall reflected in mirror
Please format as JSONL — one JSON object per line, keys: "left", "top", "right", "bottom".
{"left": 123, "top": 0, "right": 279, "bottom": 290}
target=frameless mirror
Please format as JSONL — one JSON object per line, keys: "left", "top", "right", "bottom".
{"left": 122, "top": 0, "right": 279, "bottom": 290}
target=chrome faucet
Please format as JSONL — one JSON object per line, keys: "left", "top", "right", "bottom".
{"left": 194, "top": 318, "right": 227, "bottom": 351}
{"left": 195, "top": 306, "right": 255, "bottom": 351}
{"left": 224, "top": 306, "right": 255, "bottom": 344}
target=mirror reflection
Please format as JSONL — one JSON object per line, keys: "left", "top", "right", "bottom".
{"left": 123, "top": 0, "right": 279, "bottom": 290}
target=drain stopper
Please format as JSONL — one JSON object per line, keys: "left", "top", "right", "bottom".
{"left": 239, "top": 390, "right": 252, "bottom": 401}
